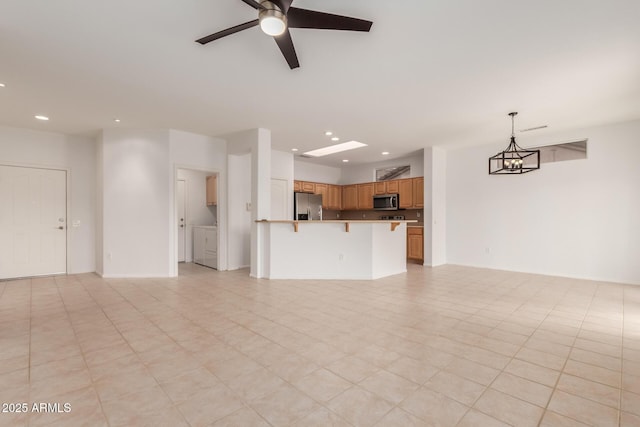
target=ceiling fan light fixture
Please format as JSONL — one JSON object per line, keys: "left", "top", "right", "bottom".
{"left": 259, "top": 3, "right": 287, "bottom": 36}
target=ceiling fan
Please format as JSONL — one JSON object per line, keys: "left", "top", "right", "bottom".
{"left": 196, "top": 0, "right": 373, "bottom": 69}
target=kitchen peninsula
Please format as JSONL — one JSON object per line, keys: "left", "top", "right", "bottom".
{"left": 256, "top": 219, "right": 416, "bottom": 280}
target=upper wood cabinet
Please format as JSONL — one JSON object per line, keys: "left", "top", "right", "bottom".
{"left": 327, "top": 185, "right": 342, "bottom": 210}
{"left": 294, "top": 180, "right": 317, "bottom": 193}
{"left": 387, "top": 180, "right": 399, "bottom": 194}
{"left": 314, "top": 183, "right": 329, "bottom": 209}
{"left": 413, "top": 177, "right": 424, "bottom": 208}
{"left": 342, "top": 185, "right": 358, "bottom": 210}
{"left": 398, "top": 178, "right": 413, "bottom": 208}
{"left": 294, "top": 177, "right": 424, "bottom": 211}
{"left": 357, "top": 183, "right": 374, "bottom": 210}
{"left": 301, "top": 181, "right": 315, "bottom": 193}
{"left": 206, "top": 175, "right": 217, "bottom": 206}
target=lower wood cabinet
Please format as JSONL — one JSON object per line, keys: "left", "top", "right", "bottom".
{"left": 407, "top": 227, "right": 424, "bottom": 261}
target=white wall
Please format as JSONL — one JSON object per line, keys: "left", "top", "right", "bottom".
{"left": 177, "top": 169, "right": 217, "bottom": 262}
{"left": 100, "top": 129, "right": 171, "bottom": 277}
{"left": 446, "top": 120, "right": 640, "bottom": 285}
{"left": 272, "top": 150, "right": 294, "bottom": 219}
{"left": 294, "top": 159, "right": 342, "bottom": 184}
{"left": 340, "top": 152, "right": 425, "bottom": 184}
{"left": 227, "top": 153, "right": 252, "bottom": 269}
{"left": 0, "top": 125, "right": 96, "bottom": 274}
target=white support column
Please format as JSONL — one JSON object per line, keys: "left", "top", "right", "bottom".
{"left": 250, "top": 129, "right": 271, "bottom": 278}
{"left": 424, "top": 147, "right": 447, "bottom": 266}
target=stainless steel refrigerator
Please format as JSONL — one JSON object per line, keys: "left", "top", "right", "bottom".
{"left": 294, "top": 193, "right": 323, "bottom": 220}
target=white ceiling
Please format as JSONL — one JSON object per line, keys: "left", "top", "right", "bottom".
{"left": 1, "top": 0, "right": 639, "bottom": 166}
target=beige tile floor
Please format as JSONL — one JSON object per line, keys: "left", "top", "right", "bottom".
{"left": 0, "top": 263, "right": 639, "bottom": 426}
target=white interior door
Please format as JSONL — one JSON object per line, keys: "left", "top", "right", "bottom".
{"left": 270, "top": 178, "right": 288, "bottom": 220}
{"left": 0, "top": 165, "right": 67, "bottom": 279}
{"left": 177, "top": 179, "right": 186, "bottom": 262}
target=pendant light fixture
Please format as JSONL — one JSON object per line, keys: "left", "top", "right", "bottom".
{"left": 489, "top": 112, "right": 540, "bottom": 175}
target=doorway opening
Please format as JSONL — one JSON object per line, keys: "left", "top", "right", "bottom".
{"left": 175, "top": 168, "right": 219, "bottom": 276}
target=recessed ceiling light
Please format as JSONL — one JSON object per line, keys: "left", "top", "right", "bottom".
{"left": 35, "top": 115, "right": 49, "bottom": 121}
{"left": 114, "top": 118, "right": 121, "bottom": 123}
{"left": 325, "top": 131, "right": 333, "bottom": 136}
{"left": 343, "top": 159, "right": 349, "bottom": 163}
{"left": 291, "top": 148, "right": 298, "bottom": 152}
{"left": 331, "top": 137, "right": 340, "bottom": 141}
{"left": 0, "top": 83, "right": 5, "bottom": 88}
{"left": 382, "top": 151, "right": 390, "bottom": 155}
{"left": 303, "top": 140, "right": 367, "bottom": 157}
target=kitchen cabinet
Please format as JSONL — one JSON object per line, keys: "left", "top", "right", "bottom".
{"left": 293, "top": 180, "right": 315, "bottom": 193}
{"left": 327, "top": 185, "right": 342, "bottom": 210}
{"left": 314, "top": 183, "right": 329, "bottom": 209}
{"left": 413, "top": 177, "right": 424, "bottom": 208}
{"left": 301, "top": 181, "right": 315, "bottom": 193}
{"left": 387, "top": 180, "right": 399, "bottom": 194}
{"left": 374, "top": 180, "right": 399, "bottom": 195}
{"left": 206, "top": 175, "right": 217, "bottom": 206}
{"left": 398, "top": 178, "right": 413, "bottom": 208}
{"left": 407, "top": 227, "right": 423, "bottom": 261}
{"left": 342, "top": 185, "right": 358, "bottom": 210}
{"left": 194, "top": 226, "right": 217, "bottom": 269}
{"left": 357, "top": 183, "right": 374, "bottom": 210}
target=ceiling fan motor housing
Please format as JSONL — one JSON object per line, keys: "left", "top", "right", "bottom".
{"left": 259, "top": 1, "right": 287, "bottom": 36}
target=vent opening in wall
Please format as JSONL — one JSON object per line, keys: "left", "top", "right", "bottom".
{"left": 376, "top": 165, "right": 410, "bottom": 181}
{"left": 534, "top": 140, "right": 587, "bottom": 164}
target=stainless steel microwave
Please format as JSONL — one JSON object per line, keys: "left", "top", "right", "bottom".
{"left": 373, "top": 194, "right": 399, "bottom": 210}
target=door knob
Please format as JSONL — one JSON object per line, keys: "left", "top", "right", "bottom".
{"left": 180, "top": 224, "right": 184, "bottom": 228}
{"left": 57, "top": 226, "right": 64, "bottom": 230}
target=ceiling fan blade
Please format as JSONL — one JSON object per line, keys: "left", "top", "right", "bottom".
{"left": 274, "top": 29, "right": 300, "bottom": 69}
{"left": 287, "top": 7, "right": 373, "bottom": 32}
{"left": 196, "top": 20, "right": 259, "bottom": 45}
{"left": 240, "top": 0, "right": 265, "bottom": 10}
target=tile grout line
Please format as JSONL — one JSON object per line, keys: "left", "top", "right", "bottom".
{"left": 52, "top": 275, "right": 111, "bottom": 427}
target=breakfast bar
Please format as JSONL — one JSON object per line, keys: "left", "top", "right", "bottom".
{"left": 256, "top": 220, "right": 416, "bottom": 280}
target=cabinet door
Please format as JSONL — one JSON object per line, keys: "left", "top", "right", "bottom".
{"left": 206, "top": 175, "right": 217, "bottom": 206}
{"left": 374, "top": 182, "right": 387, "bottom": 195}
{"left": 342, "top": 185, "right": 358, "bottom": 210}
{"left": 407, "top": 228, "right": 424, "bottom": 260}
{"left": 413, "top": 177, "right": 424, "bottom": 208}
{"left": 357, "top": 183, "right": 374, "bottom": 210}
{"left": 328, "top": 185, "right": 342, "bottom": 210}
{"left": 293, "top": 180, "right": 302, "bottom": 192}
{"left": 398, "top": 179, "right": 413, "bottom": 208}
{"left": 301, "top": 181, "right": 315, "bottom": 193}
{"left": 386, "top": 180, "right": 399, "bottom": 194}
{"left": 314, "top": 184, "right": 329, "bottom": 209}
